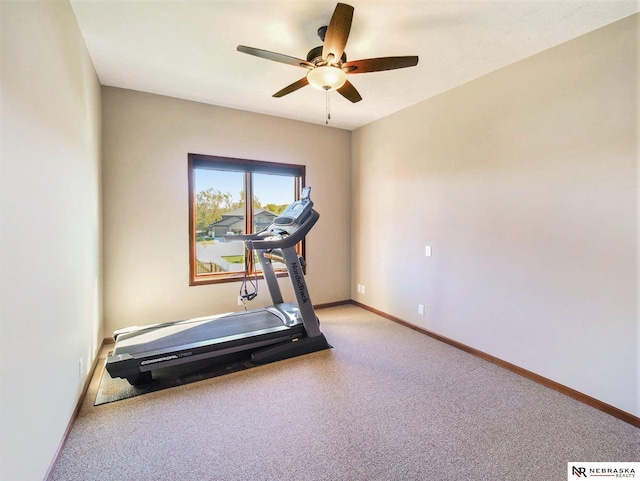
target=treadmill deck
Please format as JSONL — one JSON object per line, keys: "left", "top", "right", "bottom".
{"left": 113, "top": 309, "right": 289, "bottom": 356}
{"left": 106, "top": 303, "right": 306, "bottom": 381}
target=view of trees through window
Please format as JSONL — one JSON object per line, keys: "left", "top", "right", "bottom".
{"left": 188, "top": 154, "right": 305, "bottom": 285}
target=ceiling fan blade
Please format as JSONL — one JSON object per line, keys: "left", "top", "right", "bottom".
{"left": 337, "top": 79, "right": 362, "bottom": 103}
{"left": 343, "top": 56, "right": 419, "bottom": 74}
{"left": 237, "top": 45, "right": 314, "bottom": 69}
{"left": 273, "top": 77, "right": 309, "bottom": 98}
{"left": 322, "top": 3, "right": 354, "bottom": 64}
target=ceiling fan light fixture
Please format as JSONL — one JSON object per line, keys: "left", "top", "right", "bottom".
{"left": 307, "top": 66, "right": 347, "bottom": 91}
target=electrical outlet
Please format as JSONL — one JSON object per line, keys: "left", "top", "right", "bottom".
{"left": 238, "top": 296, "right": 244, "bottom": 306}
{"left": 78, "top": 358, "right": 83, "bottom": 378}
{"left": 425, "top": 246, "right": 432, "bottom": 257}
{"left": 418, "top": 304, "right": 425, "bottom": 316}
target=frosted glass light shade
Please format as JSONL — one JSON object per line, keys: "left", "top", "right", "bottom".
{"left": 307, "top": 66, "right": 347, "bottom": 91}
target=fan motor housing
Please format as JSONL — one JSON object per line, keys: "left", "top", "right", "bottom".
{"left": 306, "top": 46, "right": 347, "bottom": 65}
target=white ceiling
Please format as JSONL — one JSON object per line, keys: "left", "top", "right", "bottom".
{"left": 70, "top": 0, "right": 639, "bottom": 131}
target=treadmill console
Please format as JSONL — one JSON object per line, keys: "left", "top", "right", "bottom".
{"left": 223, "top": 187, "right": 318, "bottom": 248}
{"left": 272, "top": 187, "right": 313, "bottom": 227}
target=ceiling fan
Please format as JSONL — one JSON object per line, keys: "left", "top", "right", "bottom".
{"left": 237, "top": 2, "right": 419, "bottom": 104}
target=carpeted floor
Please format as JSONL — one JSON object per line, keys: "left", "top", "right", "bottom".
{"left": 50, "top": 305, "right": 639, "bottom": 481}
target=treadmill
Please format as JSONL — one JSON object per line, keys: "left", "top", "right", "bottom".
{"left": 105, "top": 187, "right": 330, "bottom": 385}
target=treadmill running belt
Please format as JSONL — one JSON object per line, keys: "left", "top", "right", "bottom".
{"left": 114, "top": 310, "right": 285, "bottom": 356}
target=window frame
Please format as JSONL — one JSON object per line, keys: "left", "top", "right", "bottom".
{"left": 188, "top": 153, "right": 306, "bottom": 286}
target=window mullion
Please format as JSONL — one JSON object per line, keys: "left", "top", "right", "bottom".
{"left": 244, "top": 172, "right": 255, "bottom": 274}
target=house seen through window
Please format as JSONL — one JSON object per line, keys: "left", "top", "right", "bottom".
{"left": 188, "top": 154, "right": 305, "bottom": 285}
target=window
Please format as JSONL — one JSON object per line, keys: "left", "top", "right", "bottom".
{"left": 188, "top": 154, "right": 305, "bottom": 285}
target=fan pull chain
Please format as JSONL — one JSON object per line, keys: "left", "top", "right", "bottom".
{"left": 325, "top": 88, "right": 331, "bottom": 125}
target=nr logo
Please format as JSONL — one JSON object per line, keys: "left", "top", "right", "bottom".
{"left": 572, "top": 466, "right": 587, "bottom": 477}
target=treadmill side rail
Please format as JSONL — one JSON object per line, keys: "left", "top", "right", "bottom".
{"left": 266, "top": 303, "right": 302, "bottom": 327}
{"left": 251, "top": 334, "right": 330, "bottom": 364}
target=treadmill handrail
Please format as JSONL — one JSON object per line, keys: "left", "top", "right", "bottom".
{"left": 224, "top": 210, "right": 319, "bottom": 251}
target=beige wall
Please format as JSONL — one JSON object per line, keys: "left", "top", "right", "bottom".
{"left": 352, "top": 15, "right": 639, "bottom": 416}
{"left": 0, "top": 2, "right": 103, "bottom": 480}
{"left": 102, "top": 88, "right": 351, "bottom": 333}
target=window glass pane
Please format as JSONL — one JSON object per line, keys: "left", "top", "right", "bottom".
{"left": 253, "top": 173, "right": 295, "bottom": 271}
{"left": 252, "top": 173, "right": 294, "bottom": 230}
{"left": 194, "top": 169, "right": 246, "bottom": 274}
